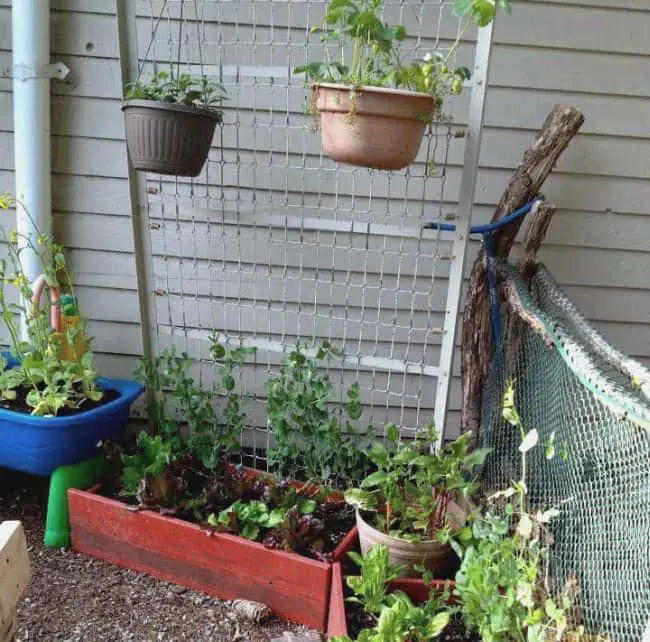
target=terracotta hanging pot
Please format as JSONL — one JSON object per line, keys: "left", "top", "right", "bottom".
{"left": 122, "top": 99, "right": 221, "bottom": 177}
{"left": 312, "top": 83, "right": 436, "bottom": 171}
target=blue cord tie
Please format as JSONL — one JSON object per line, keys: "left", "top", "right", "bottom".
{"left": 425, "top": 196, "right": 544, "bottom": 348}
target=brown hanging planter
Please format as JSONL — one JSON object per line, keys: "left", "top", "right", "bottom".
{"left": 122, "top": 99, "right": 221, "bottom": 177}
{"left": 312, "top": 83, "right": 437, "bottom": 171}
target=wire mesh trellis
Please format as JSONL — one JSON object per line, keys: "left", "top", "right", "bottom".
{"left": 123, "top": 0, "right": 490, "bottom": 465}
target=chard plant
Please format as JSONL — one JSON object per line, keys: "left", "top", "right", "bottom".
{"left": 126, "top": 70, "right": 226, "bottom": 114}
{"left": 0, "top": 193, "right": 102, "bottom": 416}
{"left": 345, "top": 424, "right": 490, "bottom": 542}
{"left": 266, "top": 340, "right": 372, "bottom": 486}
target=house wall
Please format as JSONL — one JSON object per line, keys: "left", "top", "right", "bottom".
{"left": 0, "top": 0, "right": 647, "bottom": 433}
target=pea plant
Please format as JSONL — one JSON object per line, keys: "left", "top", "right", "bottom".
{"left": 266, "top": 340, "right": 372, "bottom": 486}
{"left": 126, "top": 70, "right": 227, "bottom": 113}
{"left": 132, "top": 338, "right": 254, "bottom": 471}
{"left": 345, "top": 425, "right": 490, "bottom": 542}
{"left": 296, "top": 0, "right": 511, "bottom": 108}
{"left": 453, "top": 382, "right": 608, "bottom": 642}
{"left": 0, "top": 193, "right": 102, "bottom": 416}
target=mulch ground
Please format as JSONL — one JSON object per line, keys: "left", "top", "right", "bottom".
{"left": 0, "top": 468, "right": 318, "bottom": 642}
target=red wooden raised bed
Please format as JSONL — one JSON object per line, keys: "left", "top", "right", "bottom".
{"left": 327, "top": 561, "right": 454, "bottom": 639}
{"left": 68, "top": 486, "right": 358, "bottom": 631}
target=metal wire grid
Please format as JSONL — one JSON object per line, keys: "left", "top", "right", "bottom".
{"left": 134, "top": 0, "right": 479, "bottom": 464}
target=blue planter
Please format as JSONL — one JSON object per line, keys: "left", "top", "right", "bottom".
{"left": 0, "top": 377, "right": 144, "bottom": 476}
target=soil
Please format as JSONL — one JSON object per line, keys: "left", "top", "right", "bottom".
{"left": 0, "top": 468, "right": 318, "bottom": 642}
{"left": 0, "top": 386, "right": 120, "bottom": 416}
{"left": 101, "top": 453, "right": 356, "bottom": 563}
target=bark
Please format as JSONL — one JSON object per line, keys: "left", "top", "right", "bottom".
{"left": 519, "top": 201, "right": 557, "bottom": 285}
{"left": 460, "top": 105, "right": 584, "bottom": 440}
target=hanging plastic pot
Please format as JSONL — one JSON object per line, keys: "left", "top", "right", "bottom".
{"left": 122, "top": 99, "right": 221, "bottom": 177}
{"left": 312, "top": 83, "right": 437, "bottom": 171}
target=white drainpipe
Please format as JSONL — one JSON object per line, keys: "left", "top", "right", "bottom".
{"left": 12, "top": 0, "right": 54, "bottom": 335}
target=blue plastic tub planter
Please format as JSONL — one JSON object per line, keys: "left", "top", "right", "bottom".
{"left": 0, "top": 377, "right": 144, "bottom": 476}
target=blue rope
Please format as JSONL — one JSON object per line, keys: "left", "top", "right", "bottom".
{"left": 424, "top": 197, "right": 544, "bottom": 234}
{"left": 425, "top": 196, "right": 544, "bottom": 347}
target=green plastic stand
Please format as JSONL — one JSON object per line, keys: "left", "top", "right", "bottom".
{"left": 44, "top": 455, "right": 108, "bottom": 548}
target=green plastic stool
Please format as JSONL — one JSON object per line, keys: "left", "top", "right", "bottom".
{"left": 44, "top": 456, "right": 108, "bottom": 548}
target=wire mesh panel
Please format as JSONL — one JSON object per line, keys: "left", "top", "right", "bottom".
{"left": 128, "top": 0, "right": 486, "bottom": 463}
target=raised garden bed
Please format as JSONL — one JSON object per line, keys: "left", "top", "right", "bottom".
{"left": 69, "top": 483, "right": 358, "bottom": 631}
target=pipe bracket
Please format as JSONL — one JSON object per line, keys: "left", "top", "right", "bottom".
{"left": 4, "top": 62, "right": 70, "bottom": 81}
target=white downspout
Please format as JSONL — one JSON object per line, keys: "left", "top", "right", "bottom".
{"left": 12, "top": 0, "right": 53, "bottom": 336}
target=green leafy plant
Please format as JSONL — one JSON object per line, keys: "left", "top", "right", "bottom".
{"left": 454, "top": 0, "right": 512, "bottom": 27}
{"left": 134, "top": 339, "right": 254, "bottom": 470}
{"left": 454, "top": 382, "right": 607, "bottom": 642}
{"left": 346, "top": 545, "right": 404, "bottom": 616}
{"left": 0, "top": 193, "right": 102, "bottom": 416}
{"left": 296, "top": 0, "right": 510, "bottom": 109}
{"left": 209, "top": 499, "right": 287, "bottom": 540}
{"left": 332, "top": 544, "right": 452, "bottom": 642}
{"left": 120, "top": 431, "right": 172, "bottom": 497}
{"left": 266, "top": 340, "right": 372, "bottom": 485}
{"left": 345, "top": 425, "right": 490, "bottom": 541}
{"left": 125, "top": 70, "right": 226, "bottom": 113}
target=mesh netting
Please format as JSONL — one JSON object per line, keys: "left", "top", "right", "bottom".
{"left": 133, "top": 0, "right": 482, "bottom": 461}
{"left": 480, "top": 261, "right": 650, "bottom": 642}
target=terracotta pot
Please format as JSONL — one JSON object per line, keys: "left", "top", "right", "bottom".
{"left": 312, "top": 83, "right": 436, "bottom": 171}
{"left": 122, "top": 99, "right": 221, "bottom": 177}
{"left": 356, "top": 505, "right": 464, "bottom": 577}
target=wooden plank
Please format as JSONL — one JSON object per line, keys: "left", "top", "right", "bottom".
{"left": 493, "top": 2, "right": 650, "bottom": 55}
{"left": 4, "top": 120, "right": 650, "bottom": 185}
{"left": 0, "top": 521, "right": 30, "bottom": 639}
{"left": 68, "top": 488, "right": 334, "bottom": 631}
{"left": 489, "top": 46, "right": 650, "bottom": 98}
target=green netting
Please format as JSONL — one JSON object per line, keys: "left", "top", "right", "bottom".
{"left": 479, "top": 261, "right": 650, "bottom": 642}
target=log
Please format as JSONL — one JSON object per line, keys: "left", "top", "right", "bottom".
{"left": 0, "top": 521, "right": 30, "bottom": 642}
{"left": 519, "top": 201, "right": 557, "bottom": 285}
{"left": 460, "top": 105, "right": 584, "bottom": 440}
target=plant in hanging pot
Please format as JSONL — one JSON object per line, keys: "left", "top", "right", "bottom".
{"left": 344, "top": 425, "right": 490, "bottom": 577}
{"left": 122, "top": 70, "right": 226, "bottom": 177}
{"left": 0, "top": 194, "right": 143, "bottom": 476}
{"left": 295, "top": 0, "right": 510, "bottom": 171}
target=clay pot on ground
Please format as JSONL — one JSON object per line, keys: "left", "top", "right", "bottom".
{"left": 355, "top": 500, "right": 466, "bottom": 578}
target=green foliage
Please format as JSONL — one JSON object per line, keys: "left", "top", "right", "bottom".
{"left": 0, "top": 193, "right": 102, "bottom": 416}
{"left": 125, "top": 70, "right": 226, "bottom": 113}
{"left": 134, "top": 340, "right": 254, "bottom": 469}
{"left": 120, "top": 431, "right": 172, "bottom": 497}
{"left": 345, "top": 426, "right": 490, "bottom": 541}
{"left": 346, "top": 545, "right": 403, "bottom": 616}
{"left": 453, "top": 382, "right": 588, "bottom": 642}
{"left": 453, "top": 0, "right": 512, "bottom": 27}
{"left": 266, "top": 340, "right": 371, "bottom": 485}
{"left": 296, "top": 0, "right": 508, "bottom": 107}
{"left": 209, "top": 500, "right": 286, "bottom": 540}
{"left": 332, "top": 543, "right": 452, "bottom": 642}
